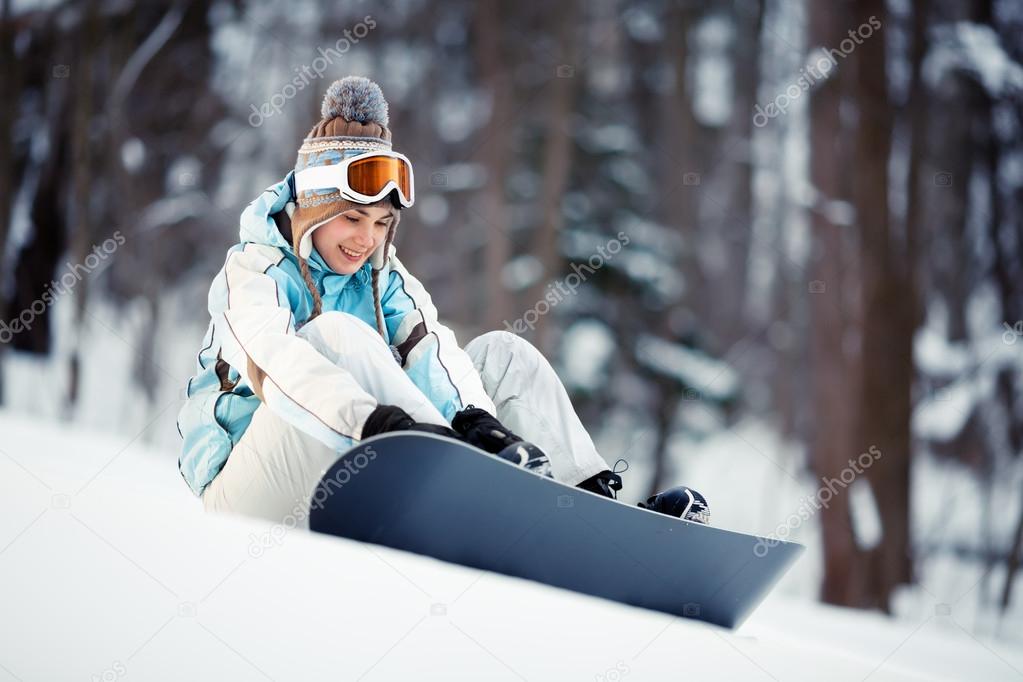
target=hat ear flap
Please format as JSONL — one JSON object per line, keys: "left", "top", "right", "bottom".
{"left": 371, "top": 214, "right": 399, "bottom": 270}
{"left": 370, "top": 242, "right": 386, "bottom": 270}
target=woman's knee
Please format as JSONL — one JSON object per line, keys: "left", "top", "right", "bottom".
{"left": 301, "top": 310, "right": 376, "bottom": 337}
{"left": 465, "top": 330, "right": 544, "bottom": 370}
{"left": 299, "top": 311, "right": 388, "bottom": 356}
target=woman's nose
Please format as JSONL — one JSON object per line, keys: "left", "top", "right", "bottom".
{"left": 353, "top": 220, "right": 373, "bottom": 246}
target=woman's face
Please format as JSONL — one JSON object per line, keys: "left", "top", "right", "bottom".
{"left": 311, "top": 206, "right": 393, "bottom": 275}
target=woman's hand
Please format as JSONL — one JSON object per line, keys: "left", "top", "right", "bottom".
{"left": 362, "top": 404, "right": 462, "bottom": 440}
{"left": 452, "top": 405, "right": 552, "bottom": 476}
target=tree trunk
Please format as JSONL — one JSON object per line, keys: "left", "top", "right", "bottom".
{"left": 1002, "top": 484, "right": 1023, "bottom": 611}
{"left": 722, "top": 0, "right": 764, "bottom": 346}
{"left": 65, "top": 0, "right": 100, "bottom": 409}
{"left": 661, "top": 2, "right": 704, "bottom": 320}
{"left": 854, "top": 0, "right": 914, "bottom": 611}
{"left": 473, "top": 0, "right": 514, "bottom": 330}
{"left": 807, "top": 0, "right": 861, "bottom": 607}
{"left": 527, "top": 0, "right": 578, "bottom": 355}
{"left": 648, "top": 379, "right": 681, "bottom": 498}
{"left": 0, "top": 0, "right": 16, "bottom": 399}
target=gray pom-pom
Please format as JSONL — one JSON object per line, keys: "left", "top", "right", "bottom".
{"left": 321, "top": 76, "right": 389, "bottom": 127}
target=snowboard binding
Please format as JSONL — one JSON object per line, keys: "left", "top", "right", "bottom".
{"left": 577, "top": 464, "right": 626, "bottom": 499}
{"left": 495, "top": 441, "right": 552, "bottom": 478}
{"left": 639, "top": 486, "right": 711, "bottom": 525}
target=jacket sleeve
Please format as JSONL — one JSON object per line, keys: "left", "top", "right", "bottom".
{"left": 217, "top": 242, "right": 378, "bottom": 446}
{"left": 381, "top": 254, "right": 497, "bottom": 420}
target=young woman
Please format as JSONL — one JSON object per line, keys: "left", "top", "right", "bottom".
{"left": 177, "top": 76, "right": 708, "bottom": 526}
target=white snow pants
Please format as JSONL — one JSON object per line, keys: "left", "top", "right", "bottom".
{"left": 202, "top": 312, "right": 610, "bottom": 524}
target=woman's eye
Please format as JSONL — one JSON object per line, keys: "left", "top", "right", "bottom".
{"left": 346, "top": 215, "right": 359, "bottom": 223}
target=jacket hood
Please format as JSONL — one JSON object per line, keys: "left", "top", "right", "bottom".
{"left": 238, "top": 172, "right": 374, "bottom": 284}
{"left": 239, "top": 172, "right": 295, "bottom": 250}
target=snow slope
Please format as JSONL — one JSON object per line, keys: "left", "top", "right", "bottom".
{"left": 1, "top": 411, "right": 1021, "bottom": 681}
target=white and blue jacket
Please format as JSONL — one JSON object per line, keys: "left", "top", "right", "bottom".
{"left": 176, "top": 174, "right": 495, "bottom": 496}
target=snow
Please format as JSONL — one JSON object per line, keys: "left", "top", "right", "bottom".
{"left": 605, "top": 157, "right": 651, "bottom": 195}
{"left": 120, "top": 138, "right": 146, "bottom": 173}
{"left": 692, "top": 14, "right": 735, "bottom": 127}
{"left": 924, "top": 22, "right": 1023, "bottom": 97}
{"left": 560, "top": 319, "right": 616, "bottom": 392}
{"left": 613, "top": 214, "right": 685, "bottom": 255}
{"left": 416, "top": 194, "right": 451, "bottom": 226}
{"left": 635, "top": 334, "right": 739, "bottom": 399}
{"left": 621, "top": 415, "right": 1023, "bottom": 642}
{"left": 500, "top": 254, "right": 544, "bottom": 292}
{"left": 622, "top": 6, "right": 663, "bottom": 43}
{"left": 137, "top": 193, "right": 207, "bottom": 234}
{"left": 848, "top": 478, "right": 883, "bottom": 550}
{"left": 915, "top": 326, "right": 972, "bottom": 378}
{"left": 913, "top": 375, "right": 976, "bottom": 443}
{"left": 3, "top": 412, "right": 1021, "bottom": 680}
{"left": 108, "top": 5, "right": 185, "bottom": 117}
{"left": 912, "top": 286, "right": 1023, "bottom": 446}
{"left": 433, "top": 92, "right": 489, "bottom": 143}
{"left": 424, "top": 162, "right": 487, "bottom": 192}
{"left": 610, "top": 249, "right": 685, "bottom": 302}
{"left": 577, "top": 124, "right": 640, "bottom": 154}
{"left": 8, "top": 0, "right": 64, "bottom": 16}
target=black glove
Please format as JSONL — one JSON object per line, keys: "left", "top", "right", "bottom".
{"left": 452, "top": 405, "right": 553, "bottom": 476}
{"left": 362, "top": 404, "right": 461, "bottom": 440}
{"left": 454, "top": 402, "right": 556, "bottom": 478}
{"left": 451, "top": 404, "right": 524, "bottom": 454}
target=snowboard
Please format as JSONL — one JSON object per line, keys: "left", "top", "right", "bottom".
{"left": 308, "top": 432, "right": 803, "bottom": 629}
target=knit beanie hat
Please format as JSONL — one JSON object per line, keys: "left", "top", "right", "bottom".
{"left": 290, "top": 76, "right": 402, "bottom": 340}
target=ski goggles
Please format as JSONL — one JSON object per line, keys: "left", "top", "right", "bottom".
{"left": 295, "top": 150, "right": 415, "bottom": 208}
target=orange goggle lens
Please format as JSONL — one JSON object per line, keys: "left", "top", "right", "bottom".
{"left": 348, "top": 155, "right": 412, "bottom": 200}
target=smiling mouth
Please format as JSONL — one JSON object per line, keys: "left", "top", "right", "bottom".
{"left": 339, "top": 245, "right": 367, "bottom": 261}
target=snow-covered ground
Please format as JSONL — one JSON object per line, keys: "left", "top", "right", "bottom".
{"left": 2, "top": 411, "right": 1022, "bottom": 681}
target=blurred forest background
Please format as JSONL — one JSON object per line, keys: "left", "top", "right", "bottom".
{"left": 1, "top": 0, "right": 1022, "bottom": 628}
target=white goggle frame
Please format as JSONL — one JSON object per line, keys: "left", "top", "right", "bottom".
{"left": 294, "top": 150, "right": 415, "bottom": 208}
